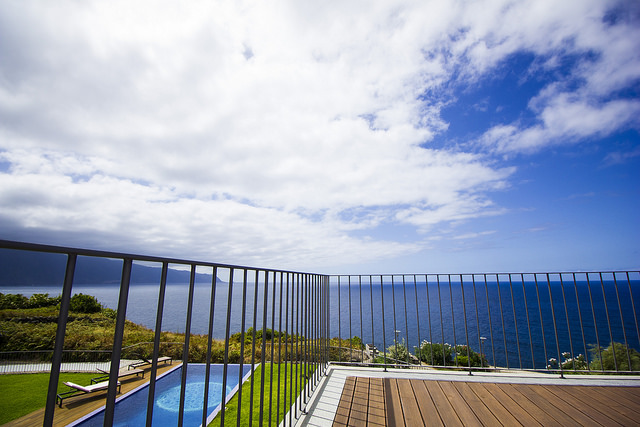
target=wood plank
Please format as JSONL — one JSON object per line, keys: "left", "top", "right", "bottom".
{"left": 384, "top": 378, "right": 405, "bottom": 427}
{"left": 367, "top": 377, "right": 386, "bottom": 427}
{"left": 454, "top": 382, "right": 504, "bottom": 426}
{"left": 333, "top": 376, "right": 356, "bottom": 427}
{"left": 494, "top": 383, "right": 562, "bottom": 427}
{"left": 396, "top": 379, "right": 423, "bottom": 426}
{"left": 425, "top": 381, "right": 463, "bottom": 426}
{"left": 410, "top": 380, "right": 444, "bottom": 427}
{"left": 508, "top": 384, "right": 594, "bottom": 426}
{"left": 530, "top": 383, "right": 621, "bottom": 426}
{"left": 469, "top": 382, "right": 540, "bottom": 426}
{"left": 544, "top": 385, "right": 634, "bottom": 426}
{"left": 580, "top": 385, "right": 640, "bottom": 420}
{"left": 348, "top": 377, "right": 369, "bottom": 427}
{"left": 438, "top": 381, "right": 481, "bottom": 426}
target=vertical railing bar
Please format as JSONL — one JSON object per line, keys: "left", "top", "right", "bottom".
{"left": 235, "top": 269, "right": 249, "bottom": 427}
{"left": 615, "top": 273, "right": 633, "bottom": 370}
{"left": 483, "top": 274, "right": 496, "bottom": 370}
{"left": 391, "top": 275, "right": 398, "bottom": 367}
{"left": 294, "top": 273, "right": 300, "bottom": 417}
{"left": 460, "top": 274, "right": 472, "bottom": 375}
{"left": 496, "top": 274, "right": 508, "bottom": 369}
{"left": 546, "top": 273, "right": 563, "bottom": 377}
{"left": 148, "top": 261, "right": 168, "bottom": 427}
{"left": 104, "top": 258, "right": 132, "bottom": 426}
{"left": 248, "top": 270, "right": 260, "bottom": 427}
{"left": 522, "top": 274, "right": 535, "bottom": 369}
{"left": 44, "top": 253, "right": 76, "bottom": 426}
{"left": 586, "top": 273, "right": 604, "bottom": 372}
{"left": 427, "top": 275, "right": 433, "bottom": 366}
{"left": 268, "top": 271, "right": 277, "bottom": 426}
{"left": 413, "top": 275, "right": 421, "bottom": 365}
{"left": 402, "top": 275, "right": 410, "bottom": 366}
{"left": 573, "top": 273, "right": 590, "bottom": 372}
{"left": 201, "top": 266, "right": 218, "bottom": 427}
{"left": 627, "top": 272, "right": 640, "bottom": 351}
{"left": 305, "top": 274, "right": 310, "bottom": 403}
{"left": 337, "top": 276, "right": 341, "bottom": 364}
{"left": 472, "top": 275, "right": 481, "bottom": 369}
{"left": 177, "top": 264, "right": 196, "bottom": 427}
{"left": 220, "top": 268, "right": 235, "bottom": 426}
{"left": 348, "top": 276, "right": 353, "bottom": 362}
{"left": 533, "top": 273, "right": 549, "bottom": 373}
{"left": 282, "top": 273, "right": 290, "bottom": 427}
{"left": 448, "top": 274, "right": 458, "bottom": 367}
{"left": 437, "top": 275, "right": 445, "bottom": 368}
{"left": 369, "top": 275, "right": 375, "bottom": 365}
{"left": 380, "top": 275, "right": 387, "bottom": 372}
{"left": 359, "top": 275, "right": 364, "bottom": 364}
{"left": 276, "top": 271, "right": 285, "bottom": 426}
{"left": 559, "top": 274, "right": 575, "bottom": 372}
{"left": 259, "top": 271, "right": 270, "bottom": 426}
{"left": 508, "top": 274, "right": 522, "bottom": 370}
{"left": 599, "top": 272, "right": 617, "bottom": 371}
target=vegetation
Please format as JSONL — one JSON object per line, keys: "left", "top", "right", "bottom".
{"left": 210, "top": 362, "right": 315, "bottom": 426}
{"left": 589, "top": 342, "right": 640, "bottom": 372}
{"left": 0, "top": 372, "right": 96, "bottom": 424}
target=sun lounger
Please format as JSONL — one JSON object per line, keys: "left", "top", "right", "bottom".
{"left": 56, "top": 380, "right": 121, "bottom": 407}
{"left": 128, "top": 356, "right": 172, "bottom": 370}
{"left": 90, "top": 367, "right": 145, "bottom": 384}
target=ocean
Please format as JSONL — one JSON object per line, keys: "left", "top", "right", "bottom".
{"left": 3, "top": 274, "right": 639, "bottom": 370}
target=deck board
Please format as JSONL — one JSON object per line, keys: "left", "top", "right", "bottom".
{"left": 333, "top": 376, "right": 640, "bottom": 427}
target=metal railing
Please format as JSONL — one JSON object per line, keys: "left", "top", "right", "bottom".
{"left": 0, "top": 240, "right": 329, "bottom": 427}
{"left": 329, "top": 273, "right": 640, "bottom": 375}
{"left": 1, "top": 239, "right": 639, "bottom": 426}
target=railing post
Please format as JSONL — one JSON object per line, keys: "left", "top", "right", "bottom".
{"left": 43, "top": 253, "right": 76, "bottom": 426}
{"left": 177, "top": 264, "right": 196, "bottom": 427}
{"left": 147, "top": 261, "right": 168, "bottom": 427}
{"left": 202, "top": 266, "right": 217, "bottom": 427}
{"left": 104, "top": 258, "right": 132, "bottom": 426}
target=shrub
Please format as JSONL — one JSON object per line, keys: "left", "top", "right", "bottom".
{"left": 589, "top": 342, "right": 640, "bottom": 372}
{"left": 386, "top": 339, "right": 409, "bottom": 363}
{"left": 69, "top": 293, "right": 102, "bottom": 313}
{"left": 416, "top": 341, "right": 453, "bottom": 366}
{"left": 0, "top": 293, "right": 29, "bottom": 309}
{"left": 454, "top": 345, "right": 488, "bottom": 367}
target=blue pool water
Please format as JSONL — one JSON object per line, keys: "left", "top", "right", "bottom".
{"left": 74, "top": 364, "right": 253, "bottom": 427}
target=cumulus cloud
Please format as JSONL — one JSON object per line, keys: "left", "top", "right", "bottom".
{"left": 0, "top": 0, "right": 637, "bottom": 270}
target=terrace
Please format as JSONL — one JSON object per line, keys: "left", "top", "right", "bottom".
{"left": 1, "top": 239, "right": 639, "bottom": 426}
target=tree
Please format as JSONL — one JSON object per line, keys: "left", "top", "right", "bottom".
{"left": 590, "top": 342, "right": 640, "bottom": 372}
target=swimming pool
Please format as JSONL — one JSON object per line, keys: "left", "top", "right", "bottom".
{"left": 73, "top": 364, "right": 254, "bottom": 427}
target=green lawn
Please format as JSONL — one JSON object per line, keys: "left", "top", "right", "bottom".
{"left": 0, "top": 372, "right": 97, "bottom": 425}
{"left": 209, "top": 362, "right": 316, "bottom": 427}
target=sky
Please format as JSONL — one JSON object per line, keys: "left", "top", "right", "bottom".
{"left": 0, "top": 0, "right": 638, "bottom": 274}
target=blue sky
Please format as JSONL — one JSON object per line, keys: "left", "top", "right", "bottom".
{"left": 0, "top": 0, "right": 638, "bottom": 274}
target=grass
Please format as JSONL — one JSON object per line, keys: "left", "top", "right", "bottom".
{"left": 0, "top": 372, "right": 97, "bottom": 424}
{"left": 209, "top": 362, "right": 316, "bottom": 427}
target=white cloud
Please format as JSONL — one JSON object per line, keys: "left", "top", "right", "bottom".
{"left": 0, "top": 0, "right": 637, "bottom": 270}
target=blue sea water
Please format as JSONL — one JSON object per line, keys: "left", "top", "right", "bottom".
{"left": 3, "top": 273, "right": 639, "bottom": 370}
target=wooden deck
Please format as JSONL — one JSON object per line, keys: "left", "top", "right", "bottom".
{"left": 333, "top": 376, "right": 640, "bottom": 426}
{"left": 5, "top": 363, "right": 176, "bottom": 427}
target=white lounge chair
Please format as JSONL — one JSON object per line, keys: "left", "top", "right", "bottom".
{"left": 56, "top": 380, "right": 121, "bottom": 407}
{"left": 128, "top": 356, "right": 172, "bottom": 370}
{"left": 91, "top": 367, "right": 145, "bottom": 383}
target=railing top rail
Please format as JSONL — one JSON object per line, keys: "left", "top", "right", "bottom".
{"left": 0, "top": 239, "right": 326, "bottom": 276}
{"left": 329, "top": 271, "right": 640, "bottom": 278}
